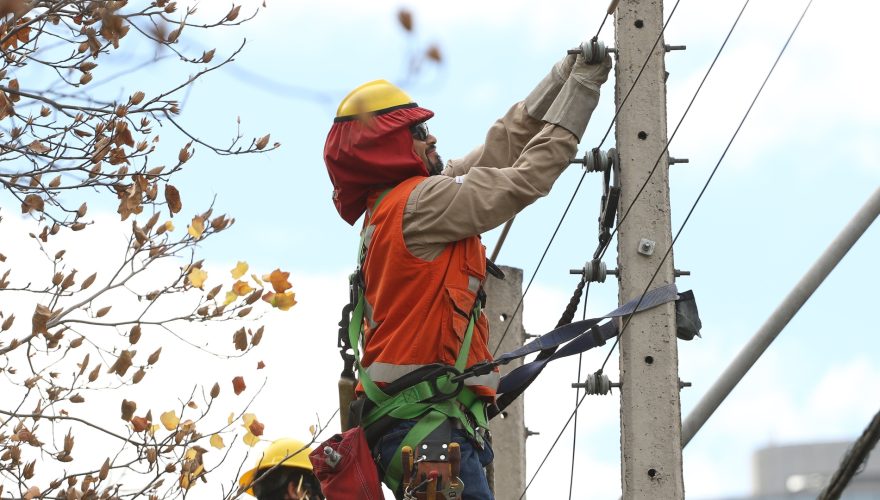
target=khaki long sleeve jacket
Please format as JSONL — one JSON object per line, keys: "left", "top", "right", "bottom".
{"left": 402, "top": 101, "right": 579, "bottom": 260}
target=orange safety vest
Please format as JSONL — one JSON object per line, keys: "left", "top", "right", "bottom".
{"left": 359, "top": 177, "right": 499, "bottom": 400}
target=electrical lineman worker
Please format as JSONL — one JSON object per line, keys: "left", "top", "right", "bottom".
{"left": 323, "top": 50, "right": 612, "bottom": 499}
{"left": 238, "top": 438, "right": 325, "bottom": 500}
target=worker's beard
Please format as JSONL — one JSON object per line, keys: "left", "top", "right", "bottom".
{"left": 426, "top": 148, "right": 444, "bottom": 176}
{"left": 428, "top": 155, "right": 443, "bottom": 175}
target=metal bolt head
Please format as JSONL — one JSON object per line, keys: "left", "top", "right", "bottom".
{"left": 638, "top": 238, "right": 656, "bottom": 256}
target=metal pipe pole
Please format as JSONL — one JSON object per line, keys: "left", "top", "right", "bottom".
{"left": 681, "top": 185, "right": 880, "bottom": 448}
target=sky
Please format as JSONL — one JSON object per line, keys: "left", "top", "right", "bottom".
{"left": 3, "top": 0, "right": 880, "bottom": 498}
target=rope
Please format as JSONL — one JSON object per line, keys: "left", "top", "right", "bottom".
{"left": 556, "top": 279, "right": 587, "bottom": 328}
{"left": 818, "top": 406, "right": 880, "bottom": 500}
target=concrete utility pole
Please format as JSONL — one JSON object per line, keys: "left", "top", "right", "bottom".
{"left": 484, "top": 266, "right": 527, "bottom": 500}
{"left": 613, "top": 1, "right": 685, "bottom": 498}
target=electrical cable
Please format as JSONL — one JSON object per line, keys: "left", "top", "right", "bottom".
{"left": 568, "top": 281, "right": 592, "bottom": 500}
{"left": 490, "top": 0, "right": 683, "bottom": 357}
{"left": 521, "top": 0, "right": 815, "bottom": 494}
{"left": 599, "top": 0, "right": 814, "bottom": 373}
{"left": 520, "top": 391, "right": 590, "bottom": 500}
{"left": 488, "top": 0, "right": 682, "bottom": 270}
{"left": 594, "top": 0, "right": 751, "bottom": 268}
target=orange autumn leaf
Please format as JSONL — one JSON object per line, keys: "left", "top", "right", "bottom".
{"left": 231, "top": 280, "right": 253, "bottom": 296}
{"left": 264, "top": 268, "right": 291, "bottom": 293}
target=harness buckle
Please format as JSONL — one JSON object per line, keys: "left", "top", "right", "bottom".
{"left": 424, "top": 365, "right": 464, "bottom": 403}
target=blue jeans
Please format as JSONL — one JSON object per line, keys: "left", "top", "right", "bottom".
{"left": 373, "top": 420, "right": 495, "bottom": 499}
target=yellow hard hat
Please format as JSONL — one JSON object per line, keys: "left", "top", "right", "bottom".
{"left": 238, "top": 438, "right": 314, "bottom": 496}
{"left": 336, "top": 79, "right": 415, "bottom": 119}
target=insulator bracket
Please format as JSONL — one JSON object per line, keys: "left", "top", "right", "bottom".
{"left": 571, "top": 372, "right": 620, "bottom": 395}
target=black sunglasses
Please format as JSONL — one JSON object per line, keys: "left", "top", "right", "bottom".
{"left": 410, "top": 122, "right": 429, "bottom": 141}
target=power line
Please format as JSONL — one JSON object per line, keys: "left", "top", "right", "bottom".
{"left": 594, "top": 0, "right": 752, "bottom": 267}
{"left": 523, "top": 0, "right": 815, "bottom": 494}
{"left": 491, "top": 0, "right": 684, "bottom": 357}
{"left": 600, "top": 0, "right": 815, "bottom": 372}
{"left": 568, "top": 281, "right": 592, "bottom": 499}
{"left": 520, "top": 391, "right": 591, "bottom": 500}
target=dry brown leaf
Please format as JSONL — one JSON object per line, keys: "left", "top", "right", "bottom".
{"left": 248, "top": 418, "right": 264, "bottom": 437}
{"left": 147, "top": 347, "right": 161, "bottom": 365}
{"left": 131, "top": 415, "right": 150, "bottom": 432}
{"left": 121, "top": 399, "right": 136, "bottom": 421}
{"left": 251, "top": 326, "right": 264, "bottom": 346}
{"left": 129, "top": 324, "right": 142, "bottom": 344}
{"left": 225, "top": 5, "right": 241, "bottom": 21}
{"left": 31, "top": 304, "right": 51, "bottom": 336}
{"left": 164, "top": 184, "right": 182, "bottom": 215}
{"left": 426, "top": 45, "right": 443, "bottom": 63}
{"left": 232, "top": 376, "right": 246, "bottom": 395}
{"left": 397, "top": 9, "right": 414, "bottom": 31}
{"left": 108, "top": 350, "right": 135, "bottom": 376}
{"left": 20, "top": 194, "right": 44, "bottom": 214}
{"left": 81, "top": 272, "right": 97, "bottom": 290}
{"left": 233, "top": 327, "right": 247, "bottom": 351}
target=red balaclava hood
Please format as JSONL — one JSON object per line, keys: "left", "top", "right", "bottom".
{"left": 324, "top": 104, "right": 434, "bottom": 225}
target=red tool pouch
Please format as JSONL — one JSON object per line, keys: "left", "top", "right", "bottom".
{"left": 309, "top": 426, "right": 384, "bottom": 499}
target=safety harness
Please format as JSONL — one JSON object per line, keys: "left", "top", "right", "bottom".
{"left": 339, "top": 192, "right": 701, "bottom": 497}
{"left": 346, "top": 191, "right": 488, "bottom": 496}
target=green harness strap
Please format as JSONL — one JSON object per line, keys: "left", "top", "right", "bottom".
{"left": 349, "top": 190, "right": 488, "bottom": 494}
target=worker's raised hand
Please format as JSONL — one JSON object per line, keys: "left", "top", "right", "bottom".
{"left": 524, "top": 52, "right": 577, "bottom": 119}
{"left": 541, "top": 53, "right": 610, "bottom": 141}
{"left": 570, "top": 52, "right": 613, "bottom": 94}
{"left": 553, "top": 52, "right": 578, "bottom": 82}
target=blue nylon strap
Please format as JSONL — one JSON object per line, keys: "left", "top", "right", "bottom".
{"left": 493, "top": 283, "right": 679, "bottom": 403}
{"left": 497, "top": 320, "right": 618, "bottom": 394}
{"left": 495, "top": 283, "right": 679, "bottom": 366}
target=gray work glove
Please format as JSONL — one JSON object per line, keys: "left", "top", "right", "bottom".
{"left": 523, "top": 53, "right": 576, "bottom": 120}
{"left": 542, "top": 52, "right": 613, "bottom": 141}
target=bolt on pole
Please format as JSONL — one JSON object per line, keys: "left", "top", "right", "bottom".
{"left": 613, "top": 1, "right": 685, "bottom": 498}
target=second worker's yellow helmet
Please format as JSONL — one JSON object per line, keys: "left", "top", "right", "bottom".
{"left": 238, "top": 438, "right": 314, "bottom": 496}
